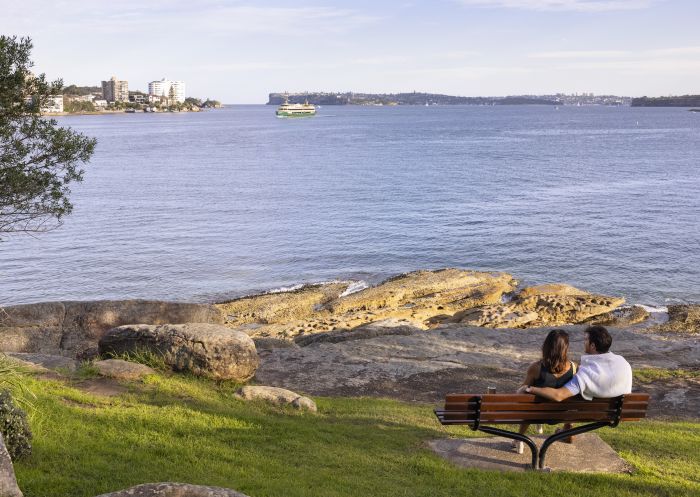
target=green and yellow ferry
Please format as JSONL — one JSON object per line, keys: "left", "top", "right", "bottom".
{"left": 276, "top": 96, "right": 316, "bottom": 117}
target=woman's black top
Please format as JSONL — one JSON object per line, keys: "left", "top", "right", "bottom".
{"left": 533, "top": 361, "right": 575, "bottom": 388}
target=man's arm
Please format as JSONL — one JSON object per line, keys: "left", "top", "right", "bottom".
{"left": 526, "top": 385, "right": 575, "bottom": 402}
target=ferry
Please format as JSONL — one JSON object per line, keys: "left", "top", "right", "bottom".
{"left": 276, "top": 95, "right": 316, "bottom": 117}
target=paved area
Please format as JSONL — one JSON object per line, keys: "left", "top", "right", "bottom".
{"left": 427, "top": 433, "right": 631, "bottom": 473}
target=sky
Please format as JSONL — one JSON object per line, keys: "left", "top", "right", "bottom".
{"left": 2, "top": 0, "right": 700, "bottom": 103}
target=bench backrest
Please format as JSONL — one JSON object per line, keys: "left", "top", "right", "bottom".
{"left": 438, "top": 393, "right": 650, "bottom": 426}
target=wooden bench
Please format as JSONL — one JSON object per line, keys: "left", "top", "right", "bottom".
{"left": 434, "top": 393, "right": 650, "bottom": 469}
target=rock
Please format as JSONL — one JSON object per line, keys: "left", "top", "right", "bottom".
{"left": 93, "top": 359, "right": 155, "bottom": 380}
{"left": 5, "top": 353, "right": 77, "bottom": 372}
{"left": 254, "top": 324, "right": 700, "bottom": 418}
{"left": 235, "top": 386, "right": 317, "bottom": 412}
{"left": 325, "top": 269, "right": 515, "bottom": 316}
{"left": 295, "top": 319, "right": 421, "bottom": 346}
{"left": 517, "top": 284, "right": 589, "bottom": 299}
{"left": 252, "top": 337, "right": 299, "bottom": 352}
{"left": 61, "top": 300, "right": 224, "bottom": 357}
{"left": 0, "top": 432, "right": 22, "bottom": 497}
{"left": 585, "top": 305, "right": 650, "bottom": 327}
{"left": 0, "top": 300, "right": 223, "bottom": 358}
{"left": 98, "top": 324, "right": 259, "bottom": 381}
{"left": 455, "top": 285, "right": 624, "bottom": 328}
{"left": 93, "top": 482, "right": 250, "bottom": 497}
{"left": 231, "top": 269, "right": 517, "bottom": 340}
{"left": 650, "top": 305, "right": 700, "bottom": 334}
{"left": 216, "top": 283, "right": 349, "bottom": 325}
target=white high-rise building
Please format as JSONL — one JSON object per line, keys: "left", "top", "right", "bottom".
{"left": 148, "top": 78, "right": 186, "bottom": 103}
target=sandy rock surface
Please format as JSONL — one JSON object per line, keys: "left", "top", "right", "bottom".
{"left": 93, "top": 359, "right": 155, "bottom": 380}
{"left": 98, "top": 323, "right": 259, "bottom": 381}
{"left": 454, "top": 285, "right": 625, "bottom": 328}
{"left": 255, "top": 323, "right": 700, "bottom": 418}
{"left": 649, "top": 305, "right": 700, "bottom": 335}
{"left": 217, "top": 269, "right": 517, "bottom": 340}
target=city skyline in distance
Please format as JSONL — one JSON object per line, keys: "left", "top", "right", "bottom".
{"left": 3, "top": 0, "right": 700, "bottom": 104}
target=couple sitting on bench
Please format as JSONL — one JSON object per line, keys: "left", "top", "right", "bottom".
{"left": 514, "top": 325, "right": 633, "bottom": 453}
{"left": 435, "top": 325, "right": 644, "bottom": 470}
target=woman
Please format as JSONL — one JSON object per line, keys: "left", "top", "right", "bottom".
{"left": 513, "top": 329, "right": 577, "bottom": 453}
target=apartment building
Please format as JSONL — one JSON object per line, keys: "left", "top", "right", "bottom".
{"left": 101, "top": 76, "right": 129, "bottom": 102}
{"left": 148, "top": 78, "right": 186, "bottom": 103}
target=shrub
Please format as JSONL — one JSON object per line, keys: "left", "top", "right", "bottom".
{"left": 0, "top": 390, "right": 32, "bottom": 460}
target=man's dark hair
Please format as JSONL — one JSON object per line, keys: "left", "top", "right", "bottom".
{"left": 584, "top": 325, "right": 612, "bottom": 353}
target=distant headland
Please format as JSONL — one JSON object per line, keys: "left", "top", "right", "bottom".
{"left": 268, "top": 91, "right": 630, "bottom": 106}
{"left": 631, "top": 95, "right": 700, "bottom": 107}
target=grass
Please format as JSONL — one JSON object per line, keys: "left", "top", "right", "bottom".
{"left": 10, "top": 371, "right": 700, "bottom": 497}
{"left": 633, "top": 368, "right": 700, "bottom": 383}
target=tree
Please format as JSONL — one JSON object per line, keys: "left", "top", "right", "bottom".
{"left": 0, "top": 36, "right": 95, "bottom": 238}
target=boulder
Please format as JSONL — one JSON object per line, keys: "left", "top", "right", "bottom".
{"left": 0, "top": 432, "right": 22, "bottom": 497}
{"left": 93, "top": 483, "right": 250, "bottom": 497}
{"left": 0, "top": 300, "right": 224, "bottom": 358}
{"left": 216, "top": 282, "right": 349, "bottom": 325}
{"left": 235, "top": 386, "right": 317, "bottom": 412}
{"left": 98, "top": 324, "right": 259, "bottom": 381}
{"left": 453, "top": 286, "right": 625, "bottom": 328}
{"left": 93, "top": 359, "right": 155, "bottom": 380}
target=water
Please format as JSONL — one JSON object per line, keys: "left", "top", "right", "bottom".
{"left": 1, "top": 105, "right": 699, "bottom": 306}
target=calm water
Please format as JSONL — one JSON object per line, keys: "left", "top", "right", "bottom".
{"left": 1, "top": 105, "right": 699, "bottom": 306}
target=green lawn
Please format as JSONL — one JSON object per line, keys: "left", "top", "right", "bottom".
{"left": 11, "top": 372, "right": 700, "bottom": 497}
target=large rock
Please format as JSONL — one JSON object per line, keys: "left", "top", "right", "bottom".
{"left": 98, "top": 324, "right": 258, "bottom": 381}
{"left": 93, "top": 483, "right": 250, "bottom": 497}
{"left": 0, "top": 300, "right": 223, "bottom": 358}
{"left": 455, "top": 285, "right": 624, "bottom": 328}
{"left": 650, "top": 305, "right": 700, "bottom": 334}
{"left": 93, "top": 359, "right": 155, "bottom": 380}
{"left": 235, "top": 386, "right": 317, "bottom": 412}
{"left": 0, "top": 432, "right": 22, "bottom": 497}
{"left": 216, "top": 282, "right": 349, "bottom": 325}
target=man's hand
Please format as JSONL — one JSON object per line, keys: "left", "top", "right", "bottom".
{"left": 526, "top": 385, "right": 575, "bottom": 402}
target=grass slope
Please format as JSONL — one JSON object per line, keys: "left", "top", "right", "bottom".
{"left": 11, "top": 372, "right": 700, "bottom": 497}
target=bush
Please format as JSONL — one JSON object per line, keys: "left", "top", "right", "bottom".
{"left": 0, "top": 390, "right": 32, "bottom": 460}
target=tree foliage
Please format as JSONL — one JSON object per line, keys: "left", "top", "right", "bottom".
{"left": 0, "top": 36, "right": 96, "bottom": 238}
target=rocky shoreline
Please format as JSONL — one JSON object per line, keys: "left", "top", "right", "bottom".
{"left": 1, "top": 268, "right": 698, "bottom": 419}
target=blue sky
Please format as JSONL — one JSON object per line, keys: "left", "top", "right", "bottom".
{"left": 3, "top": 0, "right": 700, "bottom": 103}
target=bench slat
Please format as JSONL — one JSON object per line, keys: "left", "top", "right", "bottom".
{"left": 444, "top": 401, "right": 648, "bottom": 412}
{"left": 444, "top": 393, "right": 649, "bottom": 403}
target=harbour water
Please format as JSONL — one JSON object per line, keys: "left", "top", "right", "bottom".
{"left": 1, "top": 105, "right": 699, "bottom": 306}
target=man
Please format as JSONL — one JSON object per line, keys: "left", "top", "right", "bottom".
{"left": 526, "top": 325, "right": 632, "bottom": 401}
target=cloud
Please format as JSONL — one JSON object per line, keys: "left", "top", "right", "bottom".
{"left": 456, "top": 0, "right": 655, "bottom": 12}
{"left": 2, "top": 1, "right": 379, "bottom": 36}
{"left": 529, "top": 50, "right": 631, "bottom": 58}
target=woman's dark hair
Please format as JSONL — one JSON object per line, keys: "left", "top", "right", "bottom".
{"left": 541, "top": 329, "right": 570, "bottom": 374}
{"left": 585, "top": 325, "right": 612, "bottom": 353}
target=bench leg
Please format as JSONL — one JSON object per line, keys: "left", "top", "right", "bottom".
{"left": 477, "top": 426, "right": 539, "bottom": 469}
{"left": 538, "top": 422, "right": 610, "bottom": 470}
